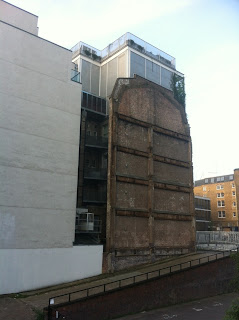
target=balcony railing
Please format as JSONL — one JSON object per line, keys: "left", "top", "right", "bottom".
{"left": 83, "top": 191, "right": 107, "bottom": 203}
{"left": 71, "top": 69, "right": 80, "bottom": 83}
{"left": 195, "top": 211, "right": 211, "bottom": 222}
{"left": 75, "top": 218, "right": 102, "bottom": 234}
{"left": 85, "top": 135, "right": 108, "bottom": 148}
{"left": 82, "top": 92, "right": 107, "bottom": 115}
{"left": 71, "top": 32, "right": 176, "bottom": 69}
{"left": 84, "top": 168, "right": 107, "bottom": 180}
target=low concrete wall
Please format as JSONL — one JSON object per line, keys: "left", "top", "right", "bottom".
{"left": 0, "top": 245, "right": 103, "bottom": 295}
{"left": 47, "top": 256, "right": 236, "bottom": 320}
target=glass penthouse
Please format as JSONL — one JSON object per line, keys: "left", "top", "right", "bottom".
{"left": 71, "top": 32, "right": 184, "bottom": 106}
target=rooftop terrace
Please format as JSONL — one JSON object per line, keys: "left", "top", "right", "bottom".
{"left": 71, "top": 32, "right": 176, "bottom": 69}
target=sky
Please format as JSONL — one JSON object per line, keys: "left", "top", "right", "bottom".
{"left": 6, "top": 0, "right": 239, "bottom": 181}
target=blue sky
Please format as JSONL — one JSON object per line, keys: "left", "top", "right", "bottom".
{"left": 7, "top": 0, "right": 239, "bottom": 180}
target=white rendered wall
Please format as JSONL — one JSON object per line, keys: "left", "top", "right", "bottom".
{"left": 0, "top": 20, "right": 81, "bottom": 249}
{"left": 0, "top": 245, "right": 103, "bottom": 294}
{"left": 0, "top": 5, "right": 104, "bottom": 296}
{"left": 0, "top": 0, "right": 38, "bottom": 35}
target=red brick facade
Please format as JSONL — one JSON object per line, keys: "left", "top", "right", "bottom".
{"left": 194, "top": 169, "right": 239, "bottom": 230}
{"left": 106, "top": 76, "right": 195, "bottom": 271}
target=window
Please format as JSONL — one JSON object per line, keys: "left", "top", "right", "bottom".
{"left": 211, "top": 178, "right": 214, "bottom": 183}
{"left": 82, "top": 92, "right": 107, "bottom": 114}
{"left": 233, "top": 202, "right": 236, "bottom": 207}
{"left": 205, "top": 178, "right": 208, "bottom": 183}
{"left": 216, "top": 185, "right": 224, "bottom": 190}
{"left": 232, "top": 191, "right": 236, "bottom": 196}
{"left": 92, "top": 159, "right": 96, "bottom": 168}
{"left": 82, "top": 92, "right": 87, "bottom": 108}
{"left": 203, "top": 187, "right": 206, "bottom": 191}
{"left": 217, "top": 193, "right": 224, "bottom": 198}
{"left": 220, "top": 176, "right": 224, "bottom": 181}
{"left": 233, "top": 212, "right": 236, "bottom": 217}
{"left": 217, "top": 200, "right": 225, "bottom": 207}
{"left": 218, "top": 211, "right": 226, "bottom": 218}
{"left": 232, "top": 183, "right": 235, "bottom": 188}
{"left": 75, "top": 216, "right": 79, "bottom": 225}
{"left": 93, "top": 131, "right": 97, "bottom": 137}
{"left": 88, "top": 94, "right": 92, "bottom": 109}
{"left": 102, "top": 99, "right": 106, "bottom": 113}
{"left": 102, "top": 125, "right": 108, "bottom": 137}
{"left": 217, "top": 177, "right": 220, "bottom": 182}
{"left": 87, "top": 131, "right": 91, "bottom": 136}
{"left": 92, "top": 96, "right": 97, "bottom": 111}
{"left": 229, "top": 175, "right": 234, "bottom": 180}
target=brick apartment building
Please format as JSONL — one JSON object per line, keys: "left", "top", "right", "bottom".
{"left": 194, "top": 169, "right": 239, "bottom": 231}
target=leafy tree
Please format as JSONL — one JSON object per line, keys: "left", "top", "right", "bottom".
{"left": 170, "top": 73, "right": 186, "bottom": 108}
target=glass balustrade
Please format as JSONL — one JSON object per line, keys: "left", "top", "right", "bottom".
{"left": 71, "top": 32, "right": 176, "bottom": 69}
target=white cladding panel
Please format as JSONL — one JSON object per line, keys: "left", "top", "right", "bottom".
{"left": 0, "top": 246, "right": 103, "bottom": 294}
{"left": 0, "top": 0, "right": 38, "bottom": 35}
{"left": 0, "top": 17, "right": 81, "bottom": 249}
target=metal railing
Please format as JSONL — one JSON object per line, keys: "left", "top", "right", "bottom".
{"left": 71, "top": 32, "right": 176, "bottom": 68}
{"left": 48, "top": 248, "right": 238, "bottom": 307}
{"left": 82, "top": 190, "right": 107, "bottom": 203}
{"left": 197, "top": 231, "right": 239, "bottom": 244}
{"left": 85, "top": 136, "right": 108, "bottom": 148}
{"left": 84, "top": 168, "right": 107, "bottom": 180}
{"left": 82, "top": 91, "right": 107, "bottom": 115}
{"left": 71, "top": 70, "right": 80, "bottom": 83}
{"left": 75, "top": 218, "right": 102, "bottom": 233}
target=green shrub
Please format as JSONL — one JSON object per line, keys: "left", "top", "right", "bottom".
{"left": 224, "top": 252, "right": 239, "bottom": 319}
{"left": 224, "top": 298, "right": 239, "bottom": 320}
{"left": 33, "top": 308, "right": 44, "bottom": 320}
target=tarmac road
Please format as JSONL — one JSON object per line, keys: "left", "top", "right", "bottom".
{"left": 118, "top": 292, "right": 238, "bottom": 320}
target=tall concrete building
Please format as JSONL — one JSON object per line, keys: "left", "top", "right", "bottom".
{"left": 0, "top": 1, "right": 102, "bottom": 294}
{"left": 72, "top": 35, "right": 195, "bottom": 270}
{"left": 194, "top": 169, "right": 239, "bottom": 231}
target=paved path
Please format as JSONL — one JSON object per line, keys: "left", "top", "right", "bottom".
{"left": 118, "top": 292, "right": 239, "bottom": 320}
{"left": 0, "top": 251, "right": 230, "bottom": 319}
{"left": 0, "top": 297, "right": 35, "bottom": 320}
